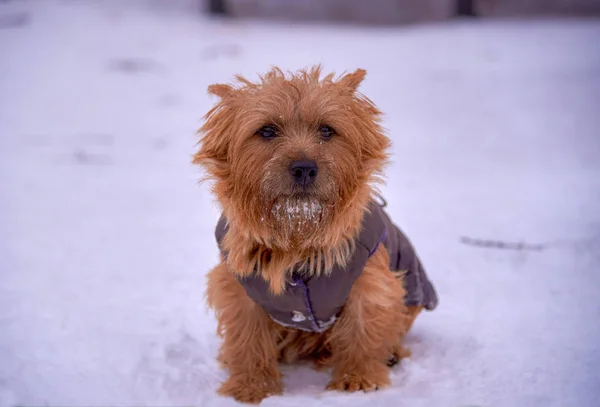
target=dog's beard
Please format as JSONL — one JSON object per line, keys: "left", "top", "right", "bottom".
{"left": 269, "top": 196, "right": 325, "bottom": 239}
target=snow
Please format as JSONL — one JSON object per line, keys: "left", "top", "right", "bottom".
{"left": 1, "top": 1, "right": 600, "bottom": 406}
{"left": 272, "top": 199, "right": 322, "bottom": 230}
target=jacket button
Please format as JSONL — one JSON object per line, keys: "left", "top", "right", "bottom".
{"left": 291, "top": 311, "right": 306, "bottom": 322}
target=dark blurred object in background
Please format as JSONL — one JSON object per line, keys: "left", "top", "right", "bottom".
{"left": 473, "top": 0, "right": 600, "bottom": 17}
{"left": 208, "top": 0, "right": 228, "bottom": 15}
{"left": 205, "top": 0, "right": 600, "bottom": 23}
{"left": 206, "top": 0, "right": 455, "bottom": 24}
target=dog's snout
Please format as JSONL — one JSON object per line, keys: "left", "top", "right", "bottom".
{"left": 289, "top": 160, "right": 318, "bottom": 186}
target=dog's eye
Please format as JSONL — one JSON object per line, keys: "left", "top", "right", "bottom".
{"left": 256, "top": 125, "right": 278, "bottom": 139}
{"left": 320, "top": 126, "right": 335, "bottom": 139}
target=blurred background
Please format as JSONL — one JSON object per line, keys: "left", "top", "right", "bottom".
{"left": 1, "top": 1, "right": 600, "bottom": 406}
{"left": 204, "top": 0, "right": 600, "bottom": 22}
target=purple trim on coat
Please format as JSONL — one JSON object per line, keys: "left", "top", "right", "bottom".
{"left": 294, "top": 276, "right": 320, "bottom": 332}
{"left": 369, "top": 228, "right": 388, "bottom": 257}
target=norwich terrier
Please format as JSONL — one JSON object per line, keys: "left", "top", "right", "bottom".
{"left": 194, "top": 66, "right": 438, "bottom": 403}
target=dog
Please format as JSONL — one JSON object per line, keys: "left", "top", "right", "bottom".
{"left": 194, "top": 66, "right": 438, "bottom": 403}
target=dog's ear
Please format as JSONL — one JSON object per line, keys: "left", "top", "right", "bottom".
{"left": 208, "top": 83, "right": 234, "bottom": 99}
{"left": 339, "top": 69, "right": 367, "bottom": 92}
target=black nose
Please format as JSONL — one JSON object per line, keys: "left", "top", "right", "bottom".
{"left": 289, "top": 160, "right": 318, "bottom": 186}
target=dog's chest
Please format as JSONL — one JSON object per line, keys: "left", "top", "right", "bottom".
{"left": 238, "top": 266, "right": 367, "bottom": 333}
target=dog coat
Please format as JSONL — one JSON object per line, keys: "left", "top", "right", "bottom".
{"left": 214, "top": 201, "right": 438, "bottom": 333}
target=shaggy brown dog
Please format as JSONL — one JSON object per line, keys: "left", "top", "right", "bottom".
{"left": 194, "top": 66, "right": 435, "bottom": 403}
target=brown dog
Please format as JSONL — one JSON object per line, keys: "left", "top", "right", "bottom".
{"left": 194, "top": 66, "right": 438, "bottom": 403}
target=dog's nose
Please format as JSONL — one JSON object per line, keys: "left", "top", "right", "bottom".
{"left": 289, "top": 160, "right": 318, "bottom": 186}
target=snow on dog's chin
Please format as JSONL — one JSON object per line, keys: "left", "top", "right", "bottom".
{"left": 271, "top": 197, "right": 324, "bottom": 235}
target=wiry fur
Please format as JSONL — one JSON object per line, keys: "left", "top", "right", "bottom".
{"left": 195, "top": 66, "right": 388, "bottom": 294}
{"left": 196, "top": 66, "right": 422, "bottom": 403}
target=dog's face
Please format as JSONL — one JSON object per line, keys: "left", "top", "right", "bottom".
{"left": 196, "top": 66, "right": 390, "bottom": 248}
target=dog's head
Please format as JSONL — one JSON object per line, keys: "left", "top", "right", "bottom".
{"left": 195, "top": 66, "right": 390, "bottom": 251}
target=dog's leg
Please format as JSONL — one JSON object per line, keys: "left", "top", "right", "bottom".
{"left": 206, "top": 261, "right": 282, "bottom": 403}
{"left": 405, "top": 305, "right": 423, "bottom": 332}
{"left": 387, "top": 304, "right": 423, "bottom": 366}
{"left": 326, "top": 246, "right": 409, "bottom": 392}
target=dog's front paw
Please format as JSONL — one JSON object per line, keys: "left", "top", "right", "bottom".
{"left": 326, "top": 367, "right": 390, "bottom": 393}
{"left": 218, "top": 372, "right": 282, "bottom": 404}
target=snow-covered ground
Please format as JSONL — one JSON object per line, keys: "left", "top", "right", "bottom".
{"left": 1, "top": 1, "right": 600, "bottom": 406}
